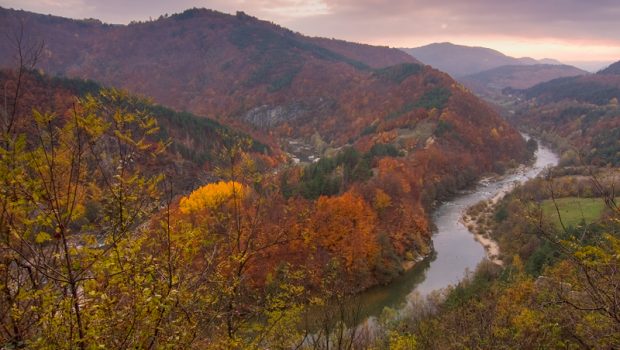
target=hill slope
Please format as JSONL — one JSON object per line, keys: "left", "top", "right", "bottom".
{"left": 0, "top": 8, "right": 544, "bottom": 347}
{"left": 519, "top": 63, "right": 620, "bottom": 104}
{"left": 599, "top": 61, "right": 620, "bottom": 75}
{"left": 306, "top": 36, "right": 420, "bottom": 68}
{"left": 0, "top": 8, "right": 422, "bottom": 142}
{"left": 0, "top": 69, "right": 270, "bottom": 190}
{"left": 507, "top": 60, "right": 620, "bottom": 165}
{"left": 0, "top": 8, "right": 526, "bottom": 164}
{"left": 402, "top": 42, "right": 561, "bottom": 78}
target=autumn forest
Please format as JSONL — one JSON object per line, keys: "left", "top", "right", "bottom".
{"left": 0, "top": 4, "right": 619, "bottom": 349}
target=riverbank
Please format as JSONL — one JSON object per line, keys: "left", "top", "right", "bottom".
{"left": 350, "top": 141, "right": 558, "bottom": 320}
{"left": 460, "top": 190, "right": 507, "bottom": 266}
{"left": 459, "top": 164, "right": 528, "bottom": 265}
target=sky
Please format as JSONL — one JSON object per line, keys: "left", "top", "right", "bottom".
{"left": 2, "top": 0, "right": 619, "bottom": 69}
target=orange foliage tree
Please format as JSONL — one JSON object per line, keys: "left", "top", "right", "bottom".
{"left": 312, "top": 191, "right": 378, "bottom": 277}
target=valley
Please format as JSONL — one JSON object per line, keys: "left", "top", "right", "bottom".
{"left": 354, "top": 141, "right": 559, "bottom": 320}
{"left": 0, "top": 3, "right": 618, "bottom": 349}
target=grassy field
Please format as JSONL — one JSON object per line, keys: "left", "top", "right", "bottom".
{"left": 541, "top": 197, "right": 617, "bottom": 228}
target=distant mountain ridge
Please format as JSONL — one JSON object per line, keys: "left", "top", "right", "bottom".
{"left": 401, "top": 42, "right": 562, "bottom": 78}
{"left": 599, "top": 61, "right": 620, "bottom": 75}
{"left": 515, "top": 60, "right": 620, "bottom": 104}
{"left": 461, "top": 64, "right": 588, "bottom": 96}
{"left": 507, "top": 59, "right": 620, "bottom": 166}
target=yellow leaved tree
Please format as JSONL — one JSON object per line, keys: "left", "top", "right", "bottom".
{"left": 179, "top": 180, "right": 247, "bottom": 214}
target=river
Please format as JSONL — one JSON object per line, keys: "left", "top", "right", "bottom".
{"left": 354, "top": 141, "right": 559, "bottom": 320}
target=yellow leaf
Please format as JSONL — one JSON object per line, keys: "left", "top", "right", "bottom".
{"left": 35, "top": 232, "right": 51, "bottom": 244}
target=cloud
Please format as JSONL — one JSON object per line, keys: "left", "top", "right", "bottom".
{"left": 262, "top": 0, "right": 330, "bottom": 18}
{"left": 1, "top": 0, "right": 94, "bottom": 18}
{"left": 287, "top": 0, "right": 620, "bottom": 42}
{"left": 278, "top": 0, "right": 620, "bottom": 60}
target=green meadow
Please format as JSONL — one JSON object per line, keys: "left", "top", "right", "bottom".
{"left": 541, "top": 196, "right": 617, "bottom": 228}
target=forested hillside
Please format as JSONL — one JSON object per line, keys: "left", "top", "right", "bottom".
{"left": 364, "top": 58, "right": 620, "bottom": 349}
{"left": 0, "top": 42, "right": 532, "bottom": 350}
{"left": 506, "top": 60, "right": 620, "bottom": 166}
{"left": 599, "top": 61, "right": 620, "bottom": 75}
{"left": 0, "top": 7, "right": 533, "bottom": 262}
{"left": 0, "top": 7, "right": 524, "bottom": 152}
{"left": 0, "top": 7, "right": 417, "bottom": 142}
{"left": 0, "top": 69, "right": 270, "bottom": 191}
{"left": 0, "top": 6, "right": 540, "bottom": 349}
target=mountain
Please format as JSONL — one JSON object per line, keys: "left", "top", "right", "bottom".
{"left": 506, "top": 60, "right": 620, "bottom": 166}
{"left": 306, "top": 36, "right": 421, "bottom": 68}
{"left": 538, "top": 58, "right": 563, "bottom": 65}
{"left": 402, "top": 42, "right": 563, "bottom": 78}
{"left": 599, "top": 60, "right": 620, "bottom": 75}
{"left": 0, "top": 8, "right": 421, "bottom": 143}
{"left": 0, "top": 8, "right": 526, "bottom": 161}
{"left": 461, "top": 64, "right": 587, "bottom": 96}
{"left": 516, "top": 61, "right": 620, "bottom": 104}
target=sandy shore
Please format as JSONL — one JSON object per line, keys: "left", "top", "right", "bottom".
{"left": 460, "top": 188, "right": 509, "bottom": 266}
